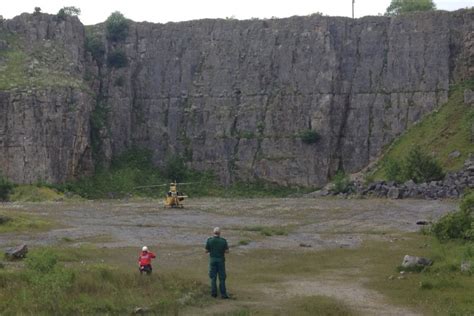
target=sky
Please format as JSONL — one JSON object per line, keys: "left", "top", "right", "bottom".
{"left": 1, "top": 0, "right": 472, "bottom": 25}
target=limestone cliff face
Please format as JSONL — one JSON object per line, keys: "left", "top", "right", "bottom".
{"left": 0, "top": 14, "right": 93, "bottom": 183}
{"left": 0, "top": 10, "right": 472, "bottom": 186}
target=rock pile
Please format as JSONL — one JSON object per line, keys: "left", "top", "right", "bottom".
{"left": 311, "top": 158, "right": 474, "bottom": 199}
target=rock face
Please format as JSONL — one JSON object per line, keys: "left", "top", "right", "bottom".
{"left": 0, "top": 14, "right": 93, "bottom": 183}
{"left": 0, "top": 10, "right": 473, "bottom": 185}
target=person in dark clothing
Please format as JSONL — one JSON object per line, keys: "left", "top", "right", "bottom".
{"left": 205, "top": 227, "right": 229, "bottom": 298}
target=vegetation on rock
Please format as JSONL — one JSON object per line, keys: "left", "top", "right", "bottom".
{"left": 107, "top": 50, "right": 128, "bottom": 68}
{"left": 0, "top": 173, "right": 13, "bottom": 201}
{"left": 372, "top": 81, "right": 474, "bottom": 181}
{"left": 299, "top": 129, "right": 320, "bottom": 144}
{"left": 385, "top": 0, "right": 436, "bottom": 16}
{"left": 106, "top": 11, "right": 129, "bottom": 42}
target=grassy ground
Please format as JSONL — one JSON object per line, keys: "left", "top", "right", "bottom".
{"left": 1, "top": 233, "right": 472, "bottom": 315}
{"left": 0, "top": 210, "right": 54, "bottom": 233}
{"left": 372, "top": 80, "right": 474, "bottom": 180}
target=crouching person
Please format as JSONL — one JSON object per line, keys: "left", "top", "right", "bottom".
{"left": 139, "top": 246, "right": 156, "bottom": 275}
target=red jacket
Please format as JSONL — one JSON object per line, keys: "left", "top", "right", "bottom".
{"left": 138, "top": 251, "right": 156, "bottom": 266}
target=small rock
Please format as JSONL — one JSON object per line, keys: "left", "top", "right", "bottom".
{"left": 401, "top": 255, "right": 433, "bottom": 268}
{"left": 464, "top": 89, "right": 474, "bottom": 105}
{"left": 461, "top": 261, "right": 471, "bottom": 273}
{"left": 299, "top": 243, "right": 312, "bottom": 248}
{"left": 4, "top": 244, "right": 28, "bottom": 260}
{"left": 388, "top": 275, "right": 394, "bottom": 280}
{"left": 416, "top": 220, "right": 431, "bottom": 225}
{"left": 387, "top": 187, "right": 401, "bottom": 199}
{"left": 448, "top": 150, "right": 461, "bottom": 159}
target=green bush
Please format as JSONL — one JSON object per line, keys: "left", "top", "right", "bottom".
{"left": 299, "top": 129, "right": 320, "bottom": 144}
{"left": 382, "top": 148, "right": 444, "bottom": 183}
{"left": 0, "top": 173, "right": 14, "bottom": 201}
{"left": 57, "top": 6, "right": 81, "bottom": 20}
{"left": 403, "top": 147, "right": 444, "bottom": 183}
{"left": 385, "top": 158, "right": 404, "bottom": 183}
{"left": 85, "top": 33, "right": 105, "bottom": 62}
{"left": 106, "top": 11, "right": 129, "bottom": 42}
{"left": 25, "top": 249, "right": 58, "bottom": 273}
{"left": 107, "top": 50, "right": 128, "bottom": 68}
{"left": 431, "top": 192, "right": 474, "bottom": 241}
{"left": 164, "top": 155, "right": 187, "bottom": 182}
{"left": 332, "top": 170, "right": 351, "bottom": 194}
{"left": 385, "top": 0, "right": 436, "bottom": 16}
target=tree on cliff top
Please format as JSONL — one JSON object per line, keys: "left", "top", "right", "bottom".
{"left": 106, "top": 11, "right": 129, "bottom": 42}
{"left": 385, "top": 0, "right": 436, "bottom": 16}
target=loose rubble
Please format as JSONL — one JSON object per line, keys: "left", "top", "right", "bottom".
{"left": 311, "top": 158, "right": 474, "bottom": 199}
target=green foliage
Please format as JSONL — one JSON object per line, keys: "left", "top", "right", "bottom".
{"left": 431, "top": 192, "right": 474, "bottom": 241}
{"left": 299, "top": 129, "right": 320, "bottom": 144}
{"left": 107, "top": 50, "right": 128, "bottom": 68}
{"left": 385, "top": 0, "right": 436, "bottom": 16}
{"left": 382, "top": 148, "right": 444, "bottom": 183}
{"left": 57, "top": 6, "right": 81, "bottom": 20}
{"left": 385, "top": 159, "right": 404, "bottom": 183}
{"left": 0, "top": 247, "right": 208, "bottom": 315}
{"left": 106, "top": 11, "right": 129, "bottom": 42}
{"left": 403, "top": 147, "right": 444, "bottom": 183}
{"left": 9, "top": 185, "right": 63, "bottom": 202}
{"left": 332, "top": 171, "right": 351, "bottom": 194}
{"left": 0, "top": 173, "right": 13, "bottom": 201}
{"left": 85, "top": 32, "right": 105, "bottom": 63}
{"left": 372, "top": 81, "right": 474, "bottom": 181}
{"left": 90, "top": 102, "right": 109, "bottom": 161}
{"left": 33, "top": 7, "right": 41, "bottom": 15}
{"left": 164, "top": 155, "right": 187, "bottom": 182}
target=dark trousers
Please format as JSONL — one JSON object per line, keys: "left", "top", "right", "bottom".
{"left": 139, "top": 264, "right": 152, "bottom": 275}
{"left": 209, "top": 260, "right": 227, "bottom": 297}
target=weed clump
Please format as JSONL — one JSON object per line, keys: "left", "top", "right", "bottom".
{"left": 0, "top": 173, "right": 13, "bottom": 201}
{"left": 385, "top": 147, "right": 444, "bottom": 183}
{"left": 106, "top": 11, "right": 129, "bottom": 42}
{"left": 431, "top": 192, "right": 474, "bottom": 241}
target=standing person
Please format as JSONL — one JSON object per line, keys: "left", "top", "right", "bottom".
{"left": 205, "top": 227, "right": 229, "bottom": 299}
{"left": 138, "top": 246, "right": 156, "bottom": 275}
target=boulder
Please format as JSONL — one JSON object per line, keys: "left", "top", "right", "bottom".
{"left": 464, "top": 89, "right": 474, "bottom": 105}
{"left": 460, "top": 261, "right": 472, "bottom": 273}
{"left": 401, "top": 255, "right": 433, "bottom": 268}
{"left": 4, "top": 244, "right": 28, "bottom": 260}
{"left": 387, "top": 187, "right": 401, "bottom": 199}
{"left": 448, "top": 150, "right": 461, "bottom": 159}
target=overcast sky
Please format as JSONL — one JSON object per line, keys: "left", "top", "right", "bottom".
{"left": 1, "top": 0, "right": 472, "bottom": 25}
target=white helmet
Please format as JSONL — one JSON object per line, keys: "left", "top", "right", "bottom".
{"left": 142, "top": 246, "right": 148, "bottom": 252}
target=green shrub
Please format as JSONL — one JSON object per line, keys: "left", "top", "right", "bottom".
{"left": 25, "top": 249, "right": 58, "bottom": 273}
{"left": 403, "top": 147, "right": 444, "bottom": 183}
{"left": 299, "top": 129, "right": 320, "bottom": 144}
{"left": 431, "top": 192, "right": 474, "bottom": 241}
{"left": 332, "top": 170, "right": 351, "bottom": 194}
{"left": 164, "top": 155, "right": 187, "bottom": 182}
{"left": 385, "top": 0, "right": 436, "bottom": 16}
{"left": 85, "top": 33, "right": 105, "bottom": 62}
{"left": 106, "top": 11, "right": 129, "bottom": 42}
{"left": 385, "top": 158, "right": 404, "bottom": 183}
{"left": 0, "top": 173, "right": 14, "bottom": 201}
{"left": 107, "top": 50, "right": 128, "bottom": 68}
{"left": 57, "top": 6, "right": 81, "bottom": 20}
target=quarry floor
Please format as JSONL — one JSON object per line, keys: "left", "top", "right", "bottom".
{"left": 0, "top": 197, "right": 458, "bottom": 315}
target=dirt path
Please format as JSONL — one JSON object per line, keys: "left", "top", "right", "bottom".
{"left": 0, "top": 197, "right": 457, "bottom": 314}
